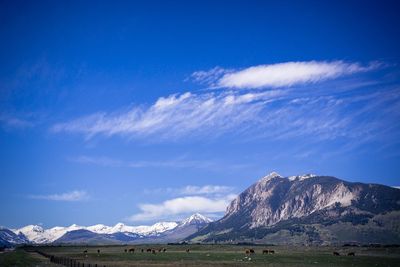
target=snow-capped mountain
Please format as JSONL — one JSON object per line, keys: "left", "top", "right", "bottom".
{"left": 11, "top": 214, "right": 210, "bottom": 244}
{"left": 189, "top": 172, "right": 400, "bottom": 244}
{"left": 85, "top": 222, "right": 177, "bottom": 236}
{"left": 179, "top": 213, "right": 212, "bottom": 227}
{"left": 14, "top": 224, "right": 82, "bottom": 243}
{"left": 0, "top": 227, "right": 29, "bottom": 246}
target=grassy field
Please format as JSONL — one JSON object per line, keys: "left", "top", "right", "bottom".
{"left": 0, "top": 249, "right": 61, "bottom": 267}
{"left": 16, "top": 244, "right": 399, "bottom": 267}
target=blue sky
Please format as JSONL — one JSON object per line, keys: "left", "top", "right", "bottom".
{"left": 1, "top": 0, "right": 400, "bottom": 228}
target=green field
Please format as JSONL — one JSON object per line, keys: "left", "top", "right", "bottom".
{"left": 2, "top": 244, "right": 395, "bottom": 267}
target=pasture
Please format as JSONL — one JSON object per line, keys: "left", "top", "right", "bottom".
{"left": 17, "top": 244, "right": 400, "bottom": 267}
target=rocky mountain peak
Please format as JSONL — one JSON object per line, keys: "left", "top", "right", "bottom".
{"left": 180, "top": 213, "right": 212, "bottom": 226}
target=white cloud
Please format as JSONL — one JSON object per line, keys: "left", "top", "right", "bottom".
{"left": 51, "top": 90, "right": 283, "bottom": 140}
{"left": 69, "top": 155, "right": 249, "bottom": 171}
{"left": 51, "top": 85, "right": 400, "bottom": 146}
{"left": 29, "top": 190, "right": 89, "bottom": 201}
{"left": 144, "top": 185, "right": 236, "bottom": 196}
{"left": 179, "top": 185, "right": 234, "bottom": 195}
{"left": 0, "top": 114, "right": 33, "bottom": 129}
{"left": 194, "top": 61, "right": 380, "bottom": 89}
{"left": 128, "top": 194, "right": 236, "bottom": 222}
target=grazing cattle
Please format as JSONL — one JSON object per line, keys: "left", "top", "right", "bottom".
{"left": 333, "top": 251, "right": 340, "bottom": 256}
{"left": 141, "top": 249, "right": 144, "bottom": 253}
{"left": 348, "top": 252, "right": 355, "bottom": 256}
{"left": 124, "top": 249, "right": 127, "bottom": 253}
{"left": 269, "top": 250, "right": 275, "bottom": 254}
{"left": 152, "top": 249, "right": 156, "bottom": 254}
{"left": 245, "top": 249, "right": 250, "bottom": 255}
{"left": 262, "top": 249, "right": 269, "bottom": 254}
{"left": 249, "top": 249, "right": 255, "bottom": 254}
{"left": 129, "top": 248, "right": 135, "bottom": 253}
{"left": 186, "top": 249, "right": 190, "bottom": 253}
{"left": 97, "top": 249, "right": 100, "bottom": 255}
{"left": 158, "top": 248, "right": 162, "bottom": 252}
{"left": 83, "top": 250, "right": 88, "bottom": 254}
{"left": 163, "top": 248, "right": 167, "bottom": 253}
{"left": 146, "top": 248, "right": 152, "bottom": 253}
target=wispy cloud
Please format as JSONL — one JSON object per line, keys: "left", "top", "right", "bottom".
{"left": 51, "top": 90, "right": 283, "bottom": 140}
{"left": 70, "top": 155, "right": 250, "bottom": 171}
{"left": 192, "top": 61, "right": 381, "bottom": 89}
{"left": 144, "top": 185, "right": 235, "bottom": 196}
{"left": 0, "top": 114, "right": 33, "bottom": 129}
{"left": 29, "top": 190, "right": 89, "bottom": 201}
{"left": 127, "top": 194, "right": 236, "bottom": 222}
{"left": 50, "top": 60, "right": 399, "bottom": 152}
{"left": 179, "top": 185, "right": 234, "bottom": 195}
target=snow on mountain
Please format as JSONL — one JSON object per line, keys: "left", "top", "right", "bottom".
{"left": 12, "top": 214, "right": 209, "bottom": 244}
{"left": 0, "top": 227, "right": 29, "bottom": 246}
{"left": 14, "top": 224, "right": 83, "bottom": 243}
{"left": 179, "top": 213, "right": 212, "bottom": 226}
{"left": 288, "top": 173, "right": 317, "bottom": 181}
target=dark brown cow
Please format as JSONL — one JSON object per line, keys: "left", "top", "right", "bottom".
{"left": 83, "top": 250, "right": 88, "bottom": 254}
{"left": 146, "top": 248, "right": 152, "bottom": 253}
{"left": 249, "top": 249, "right": 255, "bottom": 254}
{"left": 129, "top": 248, "right": 135, "bottom": 253}
{"left": 124, "top": 249, "right": 127, "bottom": 253}
{"left": 163, "top": 248, "right": 167, "bottom": 252}
{"left": 97, "top": 249, "right": 100, "bottom": 255}
{"left": 186, "top": 249, "right": 190, "bottom": 253}
{"left": 333, "top": 251, "right": 340, "bottom": 256}
{"left": 269, "top": 250, "right": 275, "bottom": 254}
{"left": 141, "top": 248, "right": 144, "bottom": 253}
{"left": 245, "top": 249, "right": 250, "bottom": 255}
{"left": 262, "top": 249, "right": 269, "bottom": 254}
{"left": 152, "top": 249, "right": 156, "bottom": 254}
{"left": 347, "top": 252, "right": 355, "bottom": 256}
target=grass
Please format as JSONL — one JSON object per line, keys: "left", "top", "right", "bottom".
{"left": 0, "top": 249, "right": 60, "bottom": 267}
{"left": 26, "top": 244, "right": 400, "bottom": 267}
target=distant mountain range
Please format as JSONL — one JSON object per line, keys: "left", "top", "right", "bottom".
{"left": 0, "top": 213, "right": 211, "bottom": 246}
{"left": 2, "top": 172, "right": 400, "bottom": 246}
{"left": 188, "top": 172, "right": 400, "bottom": 245}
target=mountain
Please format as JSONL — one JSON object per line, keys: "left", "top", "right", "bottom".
{"left": 55, "top": 213, "right": 212, "bottom": 244}
{"left": 8, "top": 213, "right": 211, "bottom": 245}
{"left": 14, "top": 224, "right": 83, "bottom": 243}
{"left": 188, "top": 172, "right": 400, "bottom": 245}
{"left": 0, "top": 227, "right": 29, "bottom": 247}
{"left": 12, "top": 221, "right": 178, "bottom": 244}
{"left": 137, "top": 213, "right": 213, "bottom": 243}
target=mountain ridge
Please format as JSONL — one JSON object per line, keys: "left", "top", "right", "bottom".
{"left": 7, "top": 213, "right": 212, "bottom": 245}
{"left": 188, "top": 172, "right": 400, "bottom": 245}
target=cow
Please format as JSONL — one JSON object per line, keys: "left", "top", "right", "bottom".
{"left": 146, "top": 248, "right": 152, "bottom": 253}
{"left": 245, "top": 249, "right": 250, "bottom": 255}
{"left": 97, "top": 249, "right": 100, "bottom": 255}
{"left": 347, "top": 252, "right": 355, "bottom": 256}
{"left": 269, "top": 250, "right": 275, "bottom": 254}
{"left": 186, "top": 249, "right": 190, "bottom": 253}
{"left": 262, "top": 249, "right": 269, "bottom": 254}
{"left": 249, "top": 249, "right": 255, "bottom": 254}
{"left": 158, "top": 248, "right": 162, "bottom": 252}
{"left": 141, "top": 248, "right": 144, "bottom": 253}
{"left": 129, "top": 248, "right": 135, "bottom": 253}
{"left": 163, "top": 248, "right": 167, "bottom": 253}
{"left": 333, "top": 251, "right": 340, "bottom": 256}
{"left": 152, "top": 249, "right": 156, "bottom": 254}
{"left": 124, "top": 249, "right": 127, "bottom": 253}
{"left": 83, "top": 250, "right": 88, "bottom": 254}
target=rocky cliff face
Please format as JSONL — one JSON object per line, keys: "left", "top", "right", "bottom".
{"left": 189, "top": 172, "right": 400, "bottom": 244}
